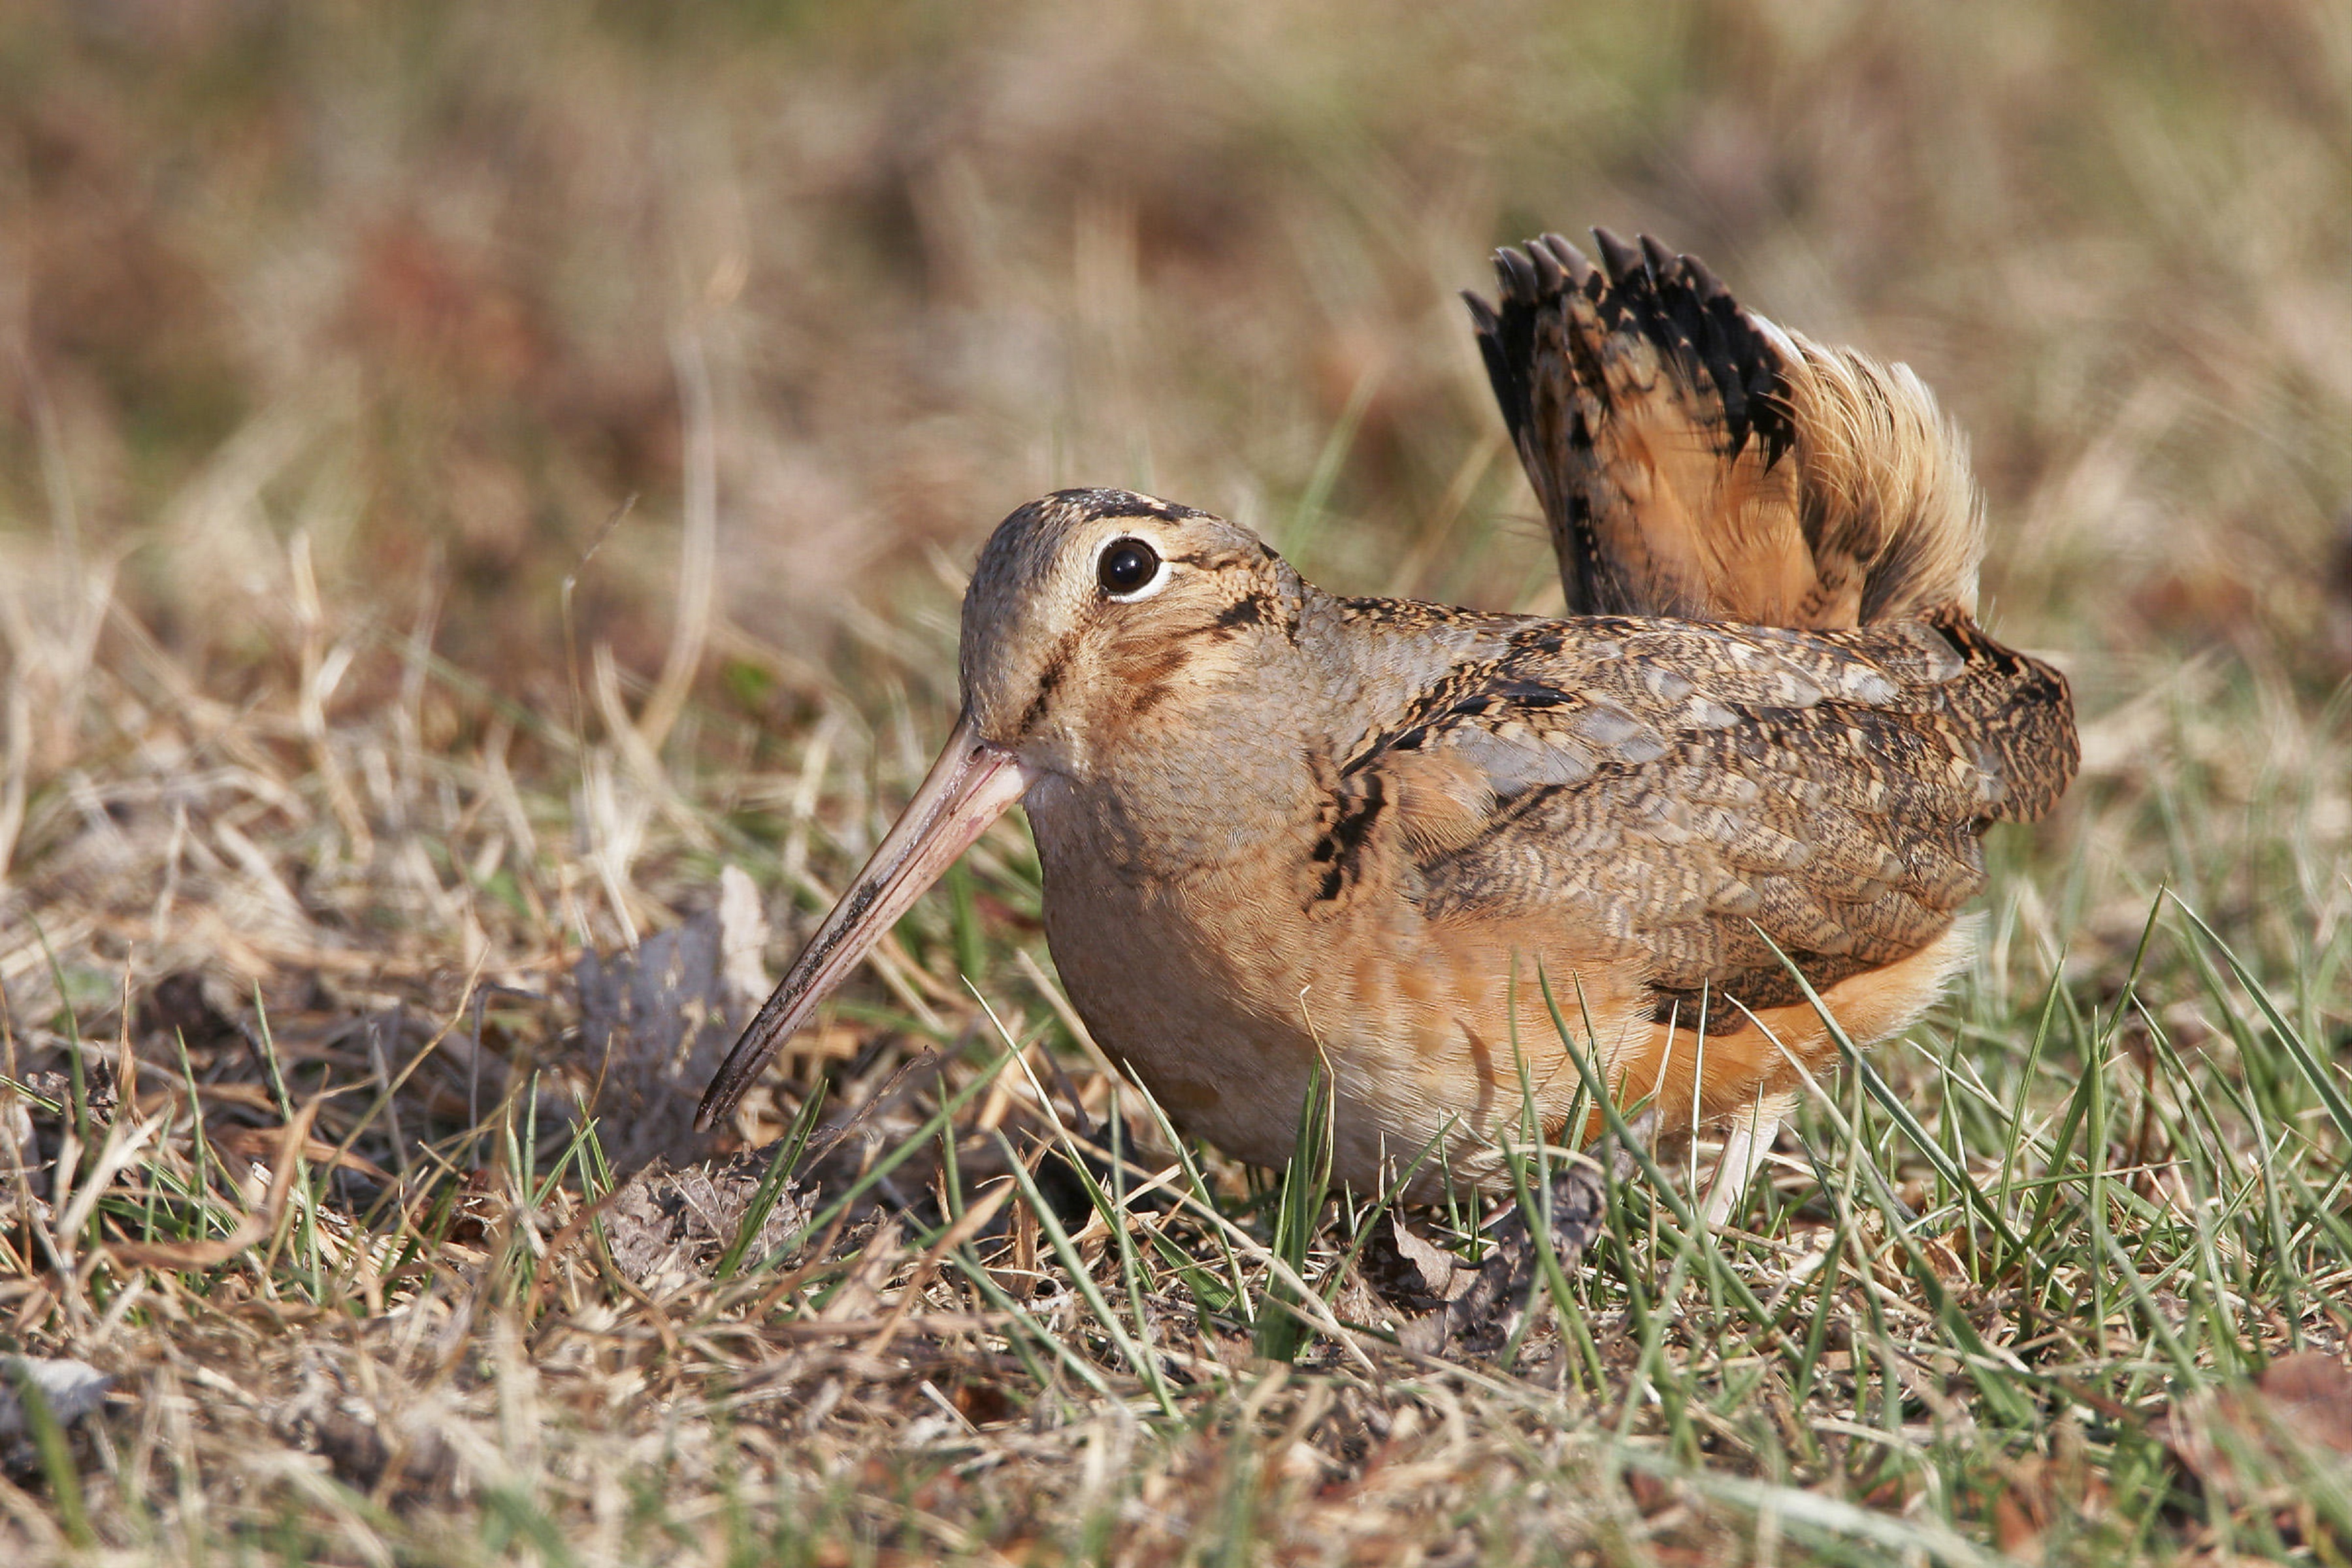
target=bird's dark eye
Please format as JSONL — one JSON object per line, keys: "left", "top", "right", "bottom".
{"left": 1097, "top": 537, "right": 1161, "bottom": 596}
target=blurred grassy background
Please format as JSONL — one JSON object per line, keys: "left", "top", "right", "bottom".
{"left": 7, "top": 0, "right": 2349, "bottom": 715}
{"left": 7, "top": 6, "right": 2352, "bottom": 1561}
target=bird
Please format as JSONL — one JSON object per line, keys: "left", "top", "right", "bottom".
{"left": 698, "top": 228, "right": 2078, "bottom": 1225}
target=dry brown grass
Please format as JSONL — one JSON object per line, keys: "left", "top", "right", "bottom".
{"left": 4, "top": 2, "right": 2352, "bottom": 1563}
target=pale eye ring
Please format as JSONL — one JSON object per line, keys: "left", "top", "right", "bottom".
{"left": 1096, "top": 536, "right": 1171, "bottom": 601}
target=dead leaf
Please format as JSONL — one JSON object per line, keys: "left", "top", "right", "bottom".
{"left": 0, "top": 1356, "right": 112, "bottom": 1440}
{"left": 2252, "top": 1352, "right": 2352, "bottom": 1457}
{"left": 576, "top": 902, "right": 760, "bottom": 1169}
{"left": 1992, "top": 1483, "right": 2043, "bottom": 1564}
{"left": 2161, "top": 1351, "right": 2352, "bottom": 1544}
{"left": 218, "top": 1124, "right": 392, "bottom": 1184}
{"left": 1360, "top": 1215, "right": 1476, "bottom": 1316}
{"left": 1921, "top": 1228, "right": 1970, "bottom": 1288}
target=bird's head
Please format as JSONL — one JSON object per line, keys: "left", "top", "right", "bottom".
{"left": 696, "top": 487, "right": 1296, "bottom": 1131}
{"left": 959, "top": 488, "right": 1299, "bottom": 777}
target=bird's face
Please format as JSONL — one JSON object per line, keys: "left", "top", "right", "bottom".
{"left": 960, "top": 487, "right": 1297, "bottom": 778}
{"left": 697, "top": 487, "right": 1295, "bottom": 1130}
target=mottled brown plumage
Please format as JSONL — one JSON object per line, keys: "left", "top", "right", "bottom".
{"left": 700, "top": 229, "right": 2078, "bottom": 1218}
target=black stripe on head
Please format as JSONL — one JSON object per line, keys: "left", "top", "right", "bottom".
{"left": 1017, "top": 626, "right": 1083, "bottom": 734}
{"left": 1049, "top": 487, "right": 1213, "bottom": 525}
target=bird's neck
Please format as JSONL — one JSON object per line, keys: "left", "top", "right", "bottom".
{"left": 1025, "top": 587, "right": 1523, "bottom": 880}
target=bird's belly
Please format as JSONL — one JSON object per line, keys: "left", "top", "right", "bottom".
{"left": 1037, "top": 857, "right": 1330, "bottom": 1172}
{"left": 1026, "top": 797, "right": 1963, "bottom": 1198}
{"left": 1034, "top": 830, "right": 1652, "bottom": 1196}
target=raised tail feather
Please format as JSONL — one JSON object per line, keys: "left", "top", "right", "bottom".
{"left": 1466, "top": 228, "right": 2075, "bottom": 826}
{"left": 1465, "top": 229, "right": 1984, "bottom": 631}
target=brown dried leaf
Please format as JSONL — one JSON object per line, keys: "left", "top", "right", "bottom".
{"left": 2254, "top": 1352, "right": 2352, "bottom": 1456}
{"left": 1359, "top": 1215, "right": 1476, "bottom": 1316}
{"left": 217, "top": 1124, "right": 392, "bottom": 1184}
{"left": 2161, "top": 1353, "right": 2352, "bottom": 1503}
{"left": 576, "top": 899, "right": 765, "bottom": 1169}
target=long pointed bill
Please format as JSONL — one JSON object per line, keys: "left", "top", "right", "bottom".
{"left": 696, "top": 711, "right": 1034, "bottom": 1132}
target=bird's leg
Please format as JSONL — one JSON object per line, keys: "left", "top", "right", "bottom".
{"left": 1699, "top": 1093, "right": 1786, "bottom": 1230}
{"left": 1398, "top": 1110, "right": 1654, "bottom": 1358}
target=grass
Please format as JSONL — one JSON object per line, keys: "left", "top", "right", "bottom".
{"left": 4, "top": 0, "right": 2352, "bottom": 1562}
{"left": 13, "top": 877, "right": 2349, "bottom": 1564}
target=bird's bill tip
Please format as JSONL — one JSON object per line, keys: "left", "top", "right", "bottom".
{"left": 694, "top": 713, "right": 1032, "bottom": 1133}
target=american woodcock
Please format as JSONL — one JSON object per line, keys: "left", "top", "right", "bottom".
{"left": 699, "top": 229, "right": 2078, "bottom": 1221}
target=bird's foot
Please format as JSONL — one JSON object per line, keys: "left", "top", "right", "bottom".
{"left": 1392, "top": 1111, "right": 1654, "bottom": 1359}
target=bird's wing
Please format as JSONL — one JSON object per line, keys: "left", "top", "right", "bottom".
{"left": 1339, "top": 613, "right": 2073, "bottom": 1019}
{"left": 1465, "top": 230, "right": 1983, "bottom": 630}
